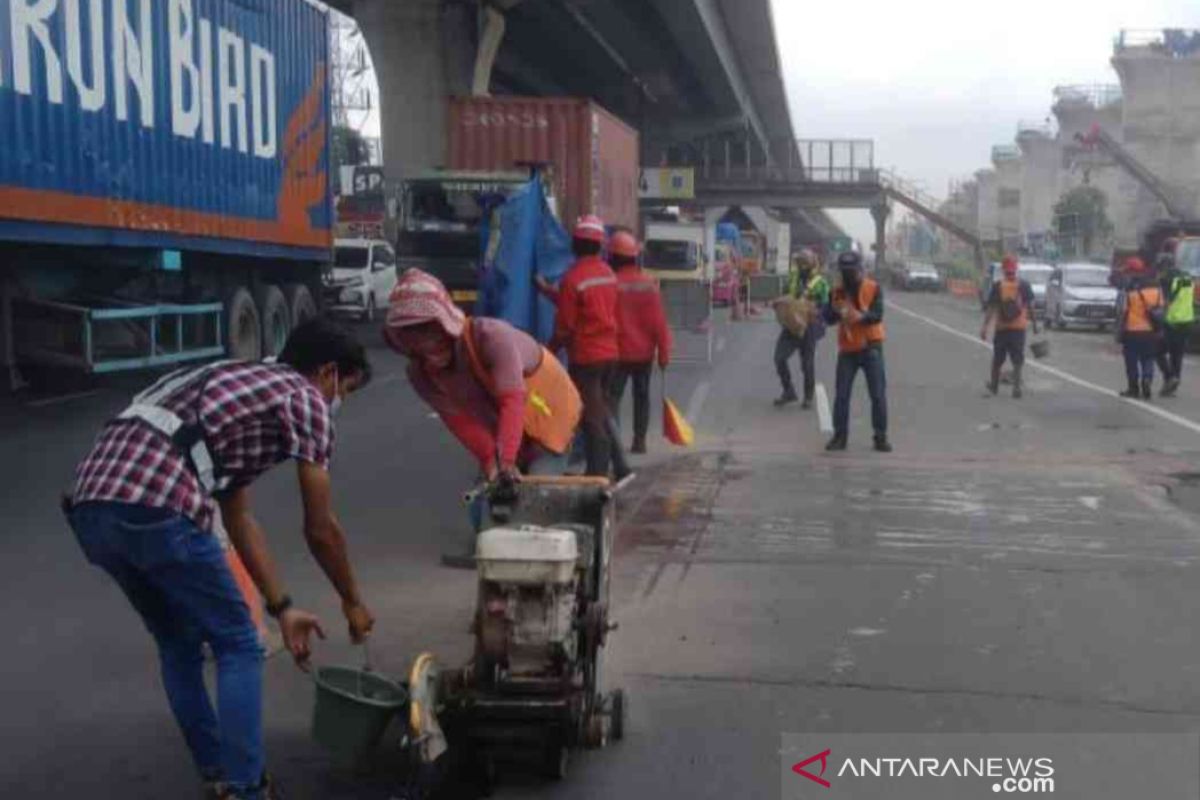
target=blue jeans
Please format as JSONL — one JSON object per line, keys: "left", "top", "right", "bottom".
{"left": 833, "top": 346, "right": 888, "bottom": 439}
{"left": 67, "top": 502, "right": 265, "bottom": 797}
{"left": 1122, "top": 334, "right": 1158, "bottom": 386}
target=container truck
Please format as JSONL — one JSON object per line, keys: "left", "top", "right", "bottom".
{"left": 0, "top": 0, "right": 333, "bottom": 382}
{"left": 395, "top": 96, "right": 640, "bottom": 309}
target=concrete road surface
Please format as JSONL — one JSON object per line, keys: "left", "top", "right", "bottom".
{"left": 6, "top": 291, "right": 1200, "bottom": 798}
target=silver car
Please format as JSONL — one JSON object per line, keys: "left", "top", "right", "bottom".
{"left": 1046, "top": 263, "right": 1119, "bottom": 330}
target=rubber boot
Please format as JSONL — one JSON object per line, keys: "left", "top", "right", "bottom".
{"left": 873, "top": 434, "right": 894, "bottom": 453}
{"left": 1162, "top": 377, "right": 1180, "bottom": 398}
{"left": 631, "top": 436, "right": 647, "bottom": 455}
{"left": 986, "top": 365, "right": 1000, "bottom": 396}
{"left": 1142, "top": 379, "right": 1153, "bottom": 401}
{"left": 1012, "top": 365, "right": 1023, "bottom": 399}
{"left": 1119, "top": 382, "right": 1140, "bottom": 398}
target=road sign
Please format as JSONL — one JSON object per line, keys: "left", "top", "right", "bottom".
{"left": 639, "top": 168, "right": 696, "bottom": 200}
{"left": 829, "top": 236, "right": 853, "bottom": 254}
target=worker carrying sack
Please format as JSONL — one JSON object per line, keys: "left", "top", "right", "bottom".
{"left": 773, "top": 296, "right": 810, "bottom": 336}
{"left": 462, "top": 319, "right": 582, "bottom": 455}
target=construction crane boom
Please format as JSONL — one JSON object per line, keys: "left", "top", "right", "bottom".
{"left": 1075, "top": 124, "right": 1190, "bottom": 220}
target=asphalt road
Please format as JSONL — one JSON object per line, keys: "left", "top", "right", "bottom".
{"left": 7, "top": 291, "right": 1200, "bottom": 798}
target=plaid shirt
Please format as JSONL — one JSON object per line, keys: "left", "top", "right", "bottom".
{"left": 73, "top": 362, "right": 334, "bottom": 530}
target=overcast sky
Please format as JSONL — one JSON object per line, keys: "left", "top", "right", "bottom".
{"left": 772, "top": 0, "right": 1197, "bottom": 243}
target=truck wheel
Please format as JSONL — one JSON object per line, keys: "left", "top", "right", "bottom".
{"left": 285, "top": 283, "right": 318, "bottom": 327}
{"left": 225, "top": 287, "right": 262, "bottom": 361}
{"left": 256, "top": 285, "right": 291, "bottom": 359}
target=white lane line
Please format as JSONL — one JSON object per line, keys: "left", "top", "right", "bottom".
{"left": 888, "top": 300, "right": 1200, "bottom": 437}
{"left": 815, "top": 382, "right": 833, "bottom": 434}
{"left": 686, "top": 379, "right": 711, "bottom": 425}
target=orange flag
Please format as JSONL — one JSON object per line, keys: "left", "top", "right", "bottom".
{"left": 662, "top": 395, "right": 694, "bottom": 447}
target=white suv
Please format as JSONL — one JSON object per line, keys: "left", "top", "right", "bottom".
{"left": 325, "top": 239, "right": 397, "bottom": 322}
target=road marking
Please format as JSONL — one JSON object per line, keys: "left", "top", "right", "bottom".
{"left": 716, "top": 336, "right": 727, "bottom": 354}
{"left": 815, "top": 382, "right": 833, "bottom": 433}
{"left": 686, "top": 379, "right": 710, "bottom": 424}
{"left": 888, "top": 300, "right": 1200, "bottom": 437}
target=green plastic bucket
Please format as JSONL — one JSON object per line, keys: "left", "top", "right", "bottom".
{"left": 312, "top": 666, "right": 408, "bottom": 763}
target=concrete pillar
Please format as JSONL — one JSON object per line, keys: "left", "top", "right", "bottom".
{"left": 355, "top": 0, "right": 477, "bottom": 183}
{"left": 1113, "top": 39, "right": 1200, "bottom": 246}
{"left": 870, "top": 202, "right": 890, "bottom": 272}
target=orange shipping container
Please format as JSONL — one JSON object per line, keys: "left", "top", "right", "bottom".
{"left": 447, "top": 97, "right": 640, "bottom": 233}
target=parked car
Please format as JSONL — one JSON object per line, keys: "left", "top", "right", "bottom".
{"left": 324, "top": 239, "right": 398, "bottom": 322}
{"left": 1046, "top": 263, "right": 1118, "bottom": 330}
{"left": 897, "top": 261, "right": 943, "bottom": 292}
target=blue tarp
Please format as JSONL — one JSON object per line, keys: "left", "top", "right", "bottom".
{"left": 475, "top": 178, "right": 572, "bottom": 344}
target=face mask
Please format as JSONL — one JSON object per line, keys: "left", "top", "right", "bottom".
{"left": 841, "top": 269, "right": 859, "bottom": 286}
{"left": 330, "top": 370, "right": 343, "bottom": 417}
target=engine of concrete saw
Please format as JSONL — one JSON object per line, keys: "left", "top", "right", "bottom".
{"left": 473, "top": 524, "right": 594, "bottom": 684}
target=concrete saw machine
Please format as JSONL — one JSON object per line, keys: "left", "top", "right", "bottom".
{"left": 403, "top": 476, "right": 624, "bottom": 796}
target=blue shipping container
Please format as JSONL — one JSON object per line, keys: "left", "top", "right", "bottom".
{"left": 0, "top": 0, "right": 332, "bottom": 261}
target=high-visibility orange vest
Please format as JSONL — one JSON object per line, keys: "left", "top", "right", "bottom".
{"left": 835, "top": 278, "right": 886, "bottom": 353}
{"left": 461, "top": 319, "right": 582, "bottom": 455}
{"left": 996, "top": 279, "right": 1028, "bottom": 332}
{"left": 1124, "top": 286, "right": 1164, "bottom": 333}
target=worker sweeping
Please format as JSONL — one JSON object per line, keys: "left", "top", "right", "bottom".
{"left": 1118, "top": 256, "right": 1165, "bottom": 400}
{"left": 773, "top": 248, "right": 830, "bottom": 409}
{"left": 980, "top": 255, "right": 1038, "bottom": 399}
{"left": 608, "top": 230, "right": 672, "bottom": 454}
{"left": 538, "top": 215, "right": 632, "bottom": 480}
{"left": 63, "top": 320, "right": 376, "bottom": 800}
{"left": 1155, "top": 242, "right": 1194, "bottom": 397}
{"left": 823, "top": 251, "right": 892, "bottom": 453}
{"left": 385, "top": 269, "right": 581, "bottom": 489}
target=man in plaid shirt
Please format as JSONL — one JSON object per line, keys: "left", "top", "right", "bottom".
{"left": 65, "top": 319, "right": 374, "bottom": 800}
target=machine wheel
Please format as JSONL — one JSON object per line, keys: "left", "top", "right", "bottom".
{"left": 610, "top": 689, "right": 625, "bottom": 742}
{"left": 256, "top": 284, "right": 291, "bottom": 359}
{"left": 543, "top": 743, "right": 569, "bottom": 780}
{"left": 225, "top": 287, "right": 262, "bottom": 361}
{"left": 285, "top": 283, "right": 318, "bottom": 327}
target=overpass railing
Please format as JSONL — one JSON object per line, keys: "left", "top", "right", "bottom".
{"left": 697, "top": 139, "right": 877, "bottom": 184}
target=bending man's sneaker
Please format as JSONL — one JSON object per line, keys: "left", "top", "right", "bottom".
{"left": 774, "top": 392, "right": 799, "bottom": 408}
{"left": 873, "top": 436, "right": 893, "bottom": 453}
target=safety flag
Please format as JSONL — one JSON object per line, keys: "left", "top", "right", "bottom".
{"left": 662, "top": 396, "right": 694, "bottom": 447}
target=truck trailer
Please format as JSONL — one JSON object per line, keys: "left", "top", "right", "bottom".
{"left": 0, "top": 0, "right": 333, "bottom": 381}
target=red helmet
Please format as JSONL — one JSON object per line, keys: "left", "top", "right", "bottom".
{"left": 573, "top": 215, "right": 606, "bottom": 244}
{"left": 1125, "top": 256, "right": 1147, "bottom": 273}
{"left": 1002, "top": 255, "right": 1019, "bottom": 276}
{"left": 610, "top": 230, "right": 640, "bottom": 258}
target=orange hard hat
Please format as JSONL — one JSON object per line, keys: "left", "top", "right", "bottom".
{"left": 573, "top": 214, "right": 606, "bottom": 244}
{"left": 610, "top": 230, "right": 640, "bottom": 258}
{"left": 1125, "top": 256, "right": 1147, "bottom": 273}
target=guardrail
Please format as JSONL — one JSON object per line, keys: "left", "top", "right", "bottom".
{"left": 659, "top": 281, "right": 713, "bottom": 365}
{"left": 1115, "top": 29, "right": 1200, "bottom": 57}
{"left": 1053, "top": 84, "right": 1122, "bottom": 109}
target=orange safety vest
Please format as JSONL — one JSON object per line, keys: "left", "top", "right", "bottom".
{"left": 1124, "top": 286, "right": 1164, "bottom": 333}
{"left": 461, "top": 319, "right": 582, "bottom": 455}
{"left": 835, "top": 278, "right": 886, "bottom": 353}
{"left": 996, "top": 279, "right": 1028, "bottom": 332}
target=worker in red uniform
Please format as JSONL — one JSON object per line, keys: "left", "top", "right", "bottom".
{"left": 538, "top": 215, "right": 630, "bottom": 479}
{"left": 608, "top": 230, "right": 672, "bottom": 454}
